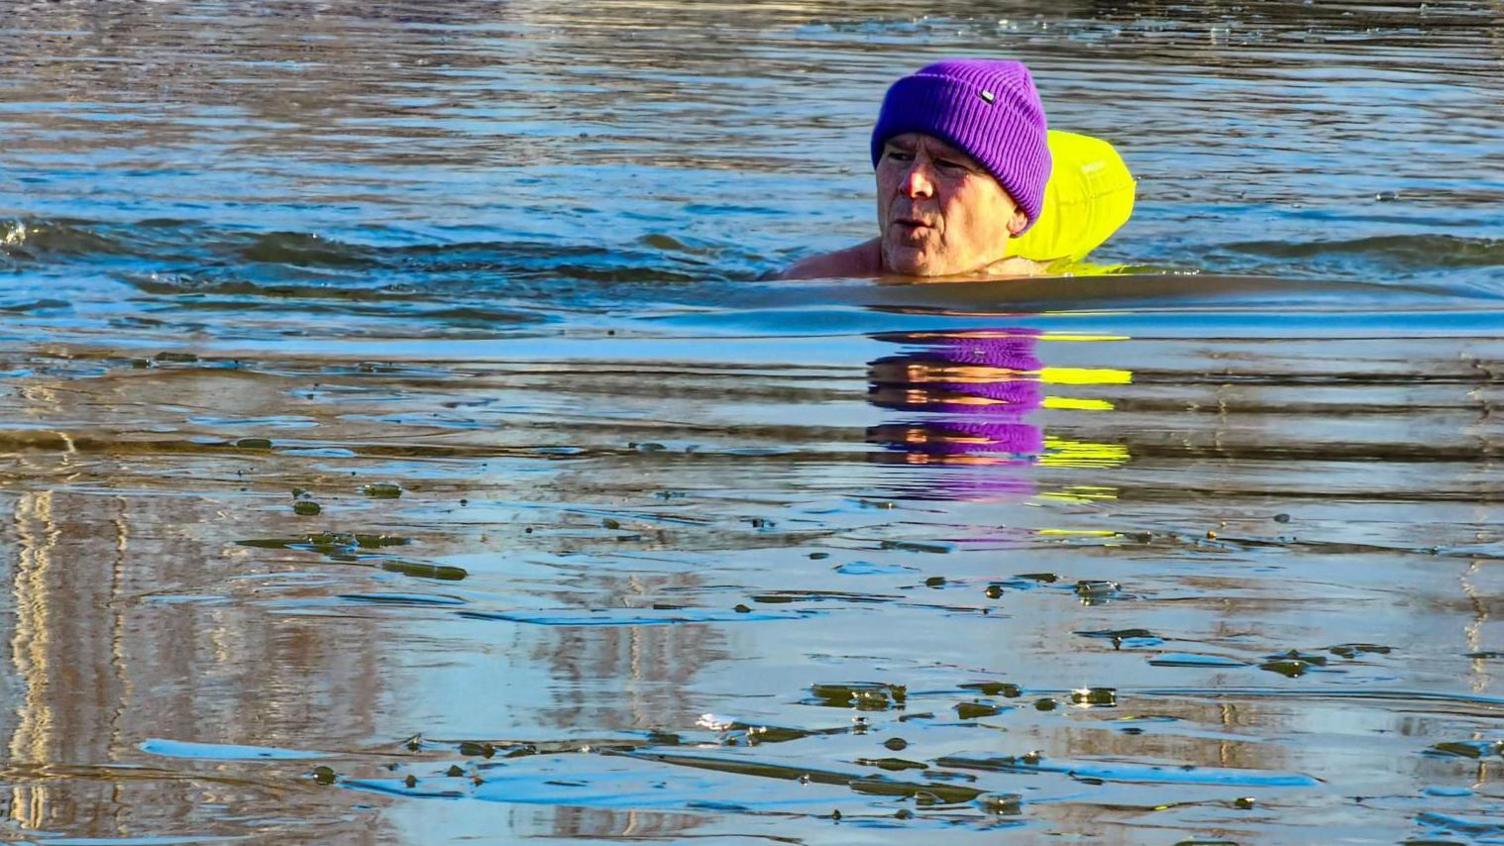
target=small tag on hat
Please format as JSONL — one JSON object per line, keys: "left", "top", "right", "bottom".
{"left": 980, "top": 89, "right": 996, "bottom": 104}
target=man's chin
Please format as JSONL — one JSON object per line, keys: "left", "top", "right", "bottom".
{"left": 881, "top": 244, "right": 946, "bottom": 277}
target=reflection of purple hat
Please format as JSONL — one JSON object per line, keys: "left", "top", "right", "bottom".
{"left": 926, "top": 420, "right": 1044, "bottom": 456}
{"left": 932, "top": 333, "right": 1043, "bottom": 370}
{"left": 868, "top": 330, "right": 1045, "bottom": 414}
{"left": 871, "top": 59, "right": 1052, "bottom": 230}
{"left": 866, "top": 328, "right": 1048, "bottom": 501}
{"left": 928, "top": 375, "right": 1042, "bottom": 410}
{"left": 868, "top": 420, "right": 1044, "bottom": 457}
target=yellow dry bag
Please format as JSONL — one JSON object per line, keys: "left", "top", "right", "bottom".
{"left": 1009, "top": 131, "right": 1136, "bottom": 264}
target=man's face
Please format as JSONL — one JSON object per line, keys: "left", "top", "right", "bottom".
{"left": 875, "top": 133, "right": 1028, "bottom": 277}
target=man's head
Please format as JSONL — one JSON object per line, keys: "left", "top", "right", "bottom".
{"left": 870, "top": 59, "right": 1051, "bottom": 276}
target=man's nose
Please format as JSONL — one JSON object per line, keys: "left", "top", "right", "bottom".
{"left": 901, "top": 162, "right": 935, "bottom": 197}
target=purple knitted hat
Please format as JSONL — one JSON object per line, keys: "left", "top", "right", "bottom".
{"left": 870, "top": 59, "right": 1051, "bottom": 231}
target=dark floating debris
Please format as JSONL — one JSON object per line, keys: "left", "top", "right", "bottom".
{"left": 239, "top": 531, "right": 411, "bottom": 552}
{"left": 1076, "top": 628, "right": 1161, "bottom": 649}
{"left": 807, "top": 682, "right": 907, "bottom": 711}
{"left": 880, "top": 539, "right": 955, "bottom": 554}
{"left": 311, "top": 766, "right": 336, "bottom": 785}
{"left": 362, "top": 482, "right": 402, "bottom": 498}
{"left": 1070, "top": 687, "right": 1118, "bottom": 707}
{"left": 733, "top": 723, "right": 834, "bottom": 745}
{"left": 978, "top": 792, "right": 1023, "bottom": 815}
{"left": 854, "top": 756, "right": 928, "bottom": 771}
{"left": 235, "top": 437, "right": 272, "bottom": 449}
{"left": 883, "top": 737, "right": 908, "bottom": 751}
{"left": 1259, "top": 659, "right": 1311, "bottom": 678}
{"left": 1260, "top": 650, "right": 1330, "bottom": 678}
{"left": 960, "top": 681, "right": 1022, "bottom": 698}
{"left": 1327, "top": 643, "right": 1392, "bottom": 659}
{"left": 955, "top": 701, "right": 1004, "bottom": 719}
{"left": 293, "top": 500, "right": 321, "bottom": 516}
{"left": 380, "top": 561, "right": 467, "bottom": 581}
{"left": 1074, "top": 580, "right": 1123, "bottom": 604}
{"left": 1425, "top": 740, "right": 1504, "bottom": 759}
{"left": 458, "top": 741, "right": 496, "bottom": 758}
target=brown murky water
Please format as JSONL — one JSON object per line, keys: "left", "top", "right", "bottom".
{"left": 3, "top": 1, "right": 1504, "bottom": 844}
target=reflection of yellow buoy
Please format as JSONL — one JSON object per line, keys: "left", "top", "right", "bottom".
{"left": 1009, "top": 131, "right": 1136, "bottom": 263}
{"left": 1040, "top": 436, "right": 1131, "bottom": 469}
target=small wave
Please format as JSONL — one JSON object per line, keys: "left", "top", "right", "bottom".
{"left": 5, "top": 216, "right": 748, "bottom": 293}
{"left": 1, "top": 217, "right": 136, "bottom": 260}
{"left": 1224, "top": 234, "right": 1504, "bottom": 271}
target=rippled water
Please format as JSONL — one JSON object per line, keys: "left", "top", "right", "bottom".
{"left": 2, "top": 1, "right": 1503, "bottom": 843}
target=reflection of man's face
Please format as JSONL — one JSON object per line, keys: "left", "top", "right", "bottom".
{"left": 875, "top": 132, "right": 1027, "bottom": 277}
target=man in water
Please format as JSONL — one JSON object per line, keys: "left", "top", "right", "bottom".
{"left": 778, "top": 59, "right": 1051, "bottom": 280}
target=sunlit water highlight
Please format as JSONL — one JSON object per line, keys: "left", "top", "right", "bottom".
{"left": 2, "top": 1, "right": 1503, "bottom": 844}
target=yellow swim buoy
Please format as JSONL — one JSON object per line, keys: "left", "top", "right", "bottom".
{"left": 1008, "top": 131, "right": 1136, "bottom": 264}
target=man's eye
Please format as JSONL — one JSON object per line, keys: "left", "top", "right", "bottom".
{"left": 885, "top": 150, "right": 914, "bottom": 162}
{"left": 936, "top": 159, "right": 970, "bottom": 173}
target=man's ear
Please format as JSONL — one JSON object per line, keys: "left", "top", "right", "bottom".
{"left": 1006, "top": 209, "right": 1029, "bottom": 237}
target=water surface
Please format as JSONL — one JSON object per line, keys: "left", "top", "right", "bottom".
{"left": 2, "top": 1, "right": 1503, "bottom": 844}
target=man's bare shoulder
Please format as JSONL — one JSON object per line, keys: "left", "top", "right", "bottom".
{"left": 772, "top": 239, "right": 882, "bottom": 280}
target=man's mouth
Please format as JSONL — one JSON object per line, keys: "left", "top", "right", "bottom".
{"left": 891, "top": 217, "right": 933, "bottom": 236}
